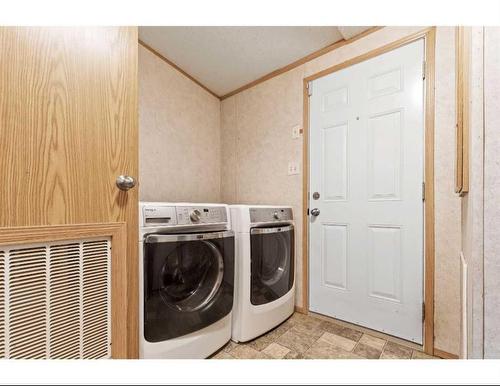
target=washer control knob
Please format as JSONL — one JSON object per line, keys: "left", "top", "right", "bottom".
{"left": 273, "top": 211, "right": 280, "bottom": 220}
{"left": 190, "top": 209, "right": 201, "bottom": 222}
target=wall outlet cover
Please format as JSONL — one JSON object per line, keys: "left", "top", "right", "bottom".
{"left": 288, "top": 161, "right": 299, "bottom": 175}
{"left": 292, "top": 125, "right": 302, "bottom": 139}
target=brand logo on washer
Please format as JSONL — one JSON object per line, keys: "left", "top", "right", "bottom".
{"left": 145, "top": 208, "right": 157, "bottom": 212}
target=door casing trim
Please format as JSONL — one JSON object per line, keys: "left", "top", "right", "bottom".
{"left": 301, "top": 27, "right": 436, "bottom": 355}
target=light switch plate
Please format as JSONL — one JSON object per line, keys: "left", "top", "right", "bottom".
{"left": 288, "top": 161, "right": 299, "bottom": 175}
{"left": 292, "top": 125, "right": 302, "bottom": 139}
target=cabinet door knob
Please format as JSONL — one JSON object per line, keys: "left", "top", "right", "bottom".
{"left": 116, "top": 175, "right": 136, "bottom": 191}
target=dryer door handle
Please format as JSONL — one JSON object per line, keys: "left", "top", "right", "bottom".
{"left": 250, "top": 224, "right": 294, "bottom": 235}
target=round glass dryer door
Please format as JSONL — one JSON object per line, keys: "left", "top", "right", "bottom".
{"left": 258, "top": 233, "right": 288, "bottom": 286}
{"left": 250, "top": 224, "right": 294, "bottom": 305}
{"left": 159, "top": 240, "right": 224, "bottom": 312}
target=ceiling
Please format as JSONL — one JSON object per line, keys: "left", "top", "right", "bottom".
{"left": 139, "top": 26, "right": 372, "bottom": 97}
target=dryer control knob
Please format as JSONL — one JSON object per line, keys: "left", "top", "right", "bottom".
{"left": 190, "top": 209, "right": 201, "bottom": 222}
{"left": 273, "top": 211, "right": 280, "bottom": 220}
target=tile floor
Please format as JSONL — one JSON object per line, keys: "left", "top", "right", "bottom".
{"left": 211, "top": 312, "right": 437, "bottom": 359}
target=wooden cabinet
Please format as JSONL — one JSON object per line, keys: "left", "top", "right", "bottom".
{"left": 0, "top": 27, "right": 138, "bottom": 358}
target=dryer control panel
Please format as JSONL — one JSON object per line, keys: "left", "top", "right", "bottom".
{"left": 249, "top": 207, "right": 293, "bottom": 223}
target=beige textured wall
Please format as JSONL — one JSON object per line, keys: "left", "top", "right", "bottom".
{"left": 220, "top": 67, "right": 305, "bottom": 305}
{"left": 433, "top": 27, "right": 461, "bottom": 355}
{"left": 459, "top": 26, "right": 500, "bottom": 360}
{"left": 461, "top": 27, "right": 485, "bottom": 359}
{"left": 139, "top": 44, "right": 221, "bottom": 203}
{"left": 483, "top": 27, "right": 500, "bottom": 359}
{"left": 220, "top": 26, "right": 461, "bottom": 354}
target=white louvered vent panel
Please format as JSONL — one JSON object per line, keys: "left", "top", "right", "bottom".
{"left": 0, "top": 250, "right": 5, "bottom": 358}
{"left": 9, "top": 246, "right": 48, "bottom": 359}
{"left": 82, "top": 240, "right": 111, "bottom": 359}
{"left": 0, "top": 238, "right": 111, "bottom": 359}
{"left": 50, "top": 243, "right": 81, "bottom": 359}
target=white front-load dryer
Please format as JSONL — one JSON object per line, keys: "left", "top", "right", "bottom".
{"left": 139, "top": 202, "right": 235, "bottom": 358}
{"left": 230, "top": 205, "right": 295, "bottom": 342}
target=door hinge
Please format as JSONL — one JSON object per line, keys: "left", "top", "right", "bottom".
{"left": 307, "top": 81, "right": 313, "bottom": 97}
{"left": 422, "top": 60, "right": 426, "bottom": 80}
{"left": 422, "top": 302, "right": 426, "bottom": 322}
{"left": 422, "top": 182, "right": 426, "bottom": 201}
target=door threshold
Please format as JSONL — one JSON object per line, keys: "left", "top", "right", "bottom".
{"left": 308, "top": 311, "right": 423, "bottom": 352}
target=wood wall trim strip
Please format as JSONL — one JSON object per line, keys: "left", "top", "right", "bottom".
{"left": 455, "top": 26, "right": 471, "bottom": 195}
{"left": 455, "top": 27, "right": 464, "bottom": 193}
{"left": 423, "top": 27, "right": 436, "bottom": 357}
{"left": 138, "top": 39, "right": 220, "bottom": 99}
{"left": 109, "top": 223, "right": 128, "bottom": 359}
{"left": 127, "top": 27, "right": 140, "bottom": 360}
{"left": 302, "top": 78, "right": 310, "bottom": 317}
{"left": 0, "top": 223, "right": 124, "bottom": 245}
{"left": 0, "top": 222, "right": 129, "bottom": 358}
{"left": 301, "top": 26, "right": 436, "bottom": 355}
{"left": 434, "top": 348, "right": 459, "bottom": 359}
{"left": 304, "top": 27, "right": 434, "bottom": 83}
{"left": 221, "top": 27, "right": 383, "bottom": 100}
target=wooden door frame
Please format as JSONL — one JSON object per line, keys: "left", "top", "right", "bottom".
{"left": 0, "top": 223, "right": 129, "bottom": 358}
{"left": 301, "top": 27, "right": 436, "bottom": 355}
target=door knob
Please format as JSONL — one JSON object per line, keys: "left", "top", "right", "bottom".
{"left": 310, "top": 208, "right": 320, "bottom": 217}
{"left": 116, "top": 175, "right": 136, "bottom": 191}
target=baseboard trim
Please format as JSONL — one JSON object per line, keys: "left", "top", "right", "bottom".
{"left": 294, "top": 306, "right": 307, "bottom": 314}
{"left": 434, "top": 348, "right": 459, "bottom": 359}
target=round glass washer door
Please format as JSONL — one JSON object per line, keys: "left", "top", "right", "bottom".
{"left": 159, "top": 240, "right": 224, "bottom": 312}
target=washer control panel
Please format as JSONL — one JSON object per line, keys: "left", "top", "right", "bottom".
{"left": 176, "top": 206, "right": 227, "bottom": 225}
{"left": 142, "top": 205, "right": 228, "bottom": 227}
{"left": 249, "top": 207, "right": 293, "bottom": 223}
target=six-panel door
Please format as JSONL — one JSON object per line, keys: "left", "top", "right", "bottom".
{"left": 309, "top": 40, "right": 425, "bottom": 343}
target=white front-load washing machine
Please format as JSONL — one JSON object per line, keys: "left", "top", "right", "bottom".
{"left": 139, "top": 202, "right": 234, "bottom": 358}
{"left": 230, "top": 205, "right": 295, "bottom": 342}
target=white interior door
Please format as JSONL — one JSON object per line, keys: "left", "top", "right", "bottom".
{"left": 309, "top": 40, "right": 425, "bottom": 343}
